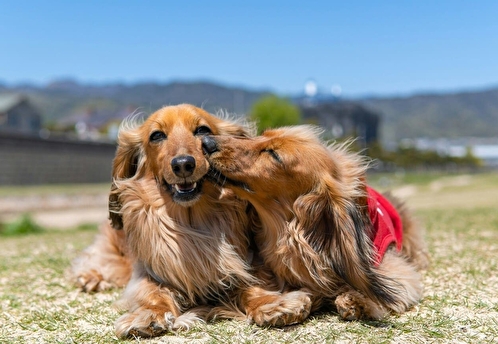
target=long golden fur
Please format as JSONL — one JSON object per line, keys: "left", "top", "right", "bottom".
{"left": 71, "top": 221, "right": 131, "bottom": 292}
{"left": 203, "top": 125, "right": 429, "bottom": 322}
{"left": 71, "top": 105, "right": 314, "bottom": 338}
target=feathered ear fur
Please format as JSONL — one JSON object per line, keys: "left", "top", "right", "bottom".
{"left": 213, "top": 110, "right": 257, "bottom": 138}
{"left": 292, "top": 171, "right": 405, "bottom": 310}
{"left": 108, "top": 123, "right": 144, "bottom": 229}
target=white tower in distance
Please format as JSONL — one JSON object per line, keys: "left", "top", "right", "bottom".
{"left": 304, "top": 80, "right": 318, "bottom": 98}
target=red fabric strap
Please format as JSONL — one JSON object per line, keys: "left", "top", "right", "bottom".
{"left": 367, "top": 187, "right": 403, "bottom": 264}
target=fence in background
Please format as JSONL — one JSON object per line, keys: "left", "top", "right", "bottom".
{"left": 0, "top": 133, "right": 116, "bottom": 185}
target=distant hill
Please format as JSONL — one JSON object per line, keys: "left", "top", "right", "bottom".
{"left": 1, "top": 80, "right": 497, "bottom": 143}
{"left": 360, "top": 88, "right": 498, "bottom": 143}
{"left": 0, "top": 79, "right": 271, "bottom": 123}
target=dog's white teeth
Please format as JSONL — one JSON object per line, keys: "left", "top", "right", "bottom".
{"left": 174, "top": 182, "right": 197, "bottom": 193}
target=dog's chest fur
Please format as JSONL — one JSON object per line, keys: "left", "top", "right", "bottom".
{"left": 117, "top": 178, "right": 254, "bottom": 304}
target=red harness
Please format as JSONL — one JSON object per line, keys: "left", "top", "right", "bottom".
{"left": 367, "top": 187, "right": 403, "bottom": 265}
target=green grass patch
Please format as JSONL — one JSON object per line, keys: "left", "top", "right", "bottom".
{"left": 368, "top": 170, "right": 498, "bottom": 190}
{"left": 0, "top": 213, "right": 45, "bottom": 236}
{"left": 76, "top": 222, "right": 99, "bottom": 231}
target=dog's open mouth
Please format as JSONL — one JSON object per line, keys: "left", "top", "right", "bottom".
{"left": 162, "top": 178, "right": 204, "bottom": 205}
{"left": 174, "top": 182, "right": 197, "bottom": 193}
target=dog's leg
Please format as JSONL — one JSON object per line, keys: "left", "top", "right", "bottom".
{"left": 240, "top": 286, "right": 312, "bottom": 327}
{"left": 335, "top": 250, "right": 424, "bottom": 320}
{"left": 114, "top": 267, "right": 206, "bottom": 339}
{"left": 70, "top": 221, "right": 131, "bottom": 292}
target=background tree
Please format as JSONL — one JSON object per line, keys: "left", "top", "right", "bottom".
{"left": 249, "top": 95, "right": 302, "bottom": 133}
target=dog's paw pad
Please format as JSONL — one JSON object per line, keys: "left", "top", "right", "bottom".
{"left": 76, "top": 270, "right": 107, "bottom": 293}
{"left": 128, "top": 323, "right": 167, "bottom": 338}
{"left": 115, "top": 308, "right": 177, "bottom": 339}
{"left": 335, "top": 294, "right": 362, "bottom": 321}
{"left": 251, "top": 291, "right": 312, "bottom": 327}
{"left": 164, "top": 312, "right": 175, "bottom": 329}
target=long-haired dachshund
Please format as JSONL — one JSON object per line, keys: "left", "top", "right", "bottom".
{"left": 71, "top": 105, "right": 313, "bottom": 338}
{"left": 203, "top": 125, "right": 429, "bottom": 322}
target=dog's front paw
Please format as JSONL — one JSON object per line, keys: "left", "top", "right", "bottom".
{"left": 76, "top": 269, "right": 112, "bottom": 292}
{"left": 115, "top": 307, "right": 176, "bottom": 339}
{"left": 335, "top": 292, "right": 388, "bottom": 321}
{"left": 335, "top": 293, "right": 363, "bottom": 320}
{"left": 249, "top": 290, "right": 312, "bottom": 327}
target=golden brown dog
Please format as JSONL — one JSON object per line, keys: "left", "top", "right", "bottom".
{"left": 71, "top": 105, "right": 312, "bottom": 338}
{"left": 203, "top": 125, "right": 429, "bottom": 322}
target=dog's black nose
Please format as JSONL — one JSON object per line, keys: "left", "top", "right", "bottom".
{"left": 201, "top": 136, "right": 218, "bottom": 155}
{"left": 171, "top": 155, "right": 196, "bottom": 177}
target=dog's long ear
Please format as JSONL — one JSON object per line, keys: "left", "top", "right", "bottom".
{"left": 293, "top": 176, "right": 404, "bottom": 309}
{"left": 108, "top": 127, "right": 143, "bottom": 229}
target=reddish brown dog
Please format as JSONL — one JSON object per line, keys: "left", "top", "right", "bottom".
{"left": 203, "top": 125, "right": 429, "bottom": 322}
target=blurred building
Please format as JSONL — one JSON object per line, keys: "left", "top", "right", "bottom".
{"left": 56, "top": 105, "right": 136, "bottom": 140}
{"left": 0, "top": 94, "right": 42, "bottom": 135}
{"left": 294, "top": 81, "right": 380, "bottom": 147}
{"left": 0, "top": 94, "right": 116, "bottom": 185}
{"left": 298, "top": 101, "right": 380, "bottom": 147}
{"left": 407, "top": 137, "right": 498, "bottom": 167}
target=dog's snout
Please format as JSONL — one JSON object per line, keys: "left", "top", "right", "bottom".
{"left": 201, "top": 136, "right": 218, "bottom": 155}
{"left": 171, "top": 155, "right": 196, "bottom": 177}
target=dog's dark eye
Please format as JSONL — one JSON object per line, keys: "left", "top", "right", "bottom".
{"left": 194, "top": 125, "right": 212, "bottom": 136}
{"left": 150, "top": 131, "right": 167, "bottom": 142}
{"left": 264, "top": 149, "right": 282, "bottom": 164}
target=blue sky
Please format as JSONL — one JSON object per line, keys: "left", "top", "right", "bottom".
{"left": 1, "top": 1, "right": 497, "bottom": 97}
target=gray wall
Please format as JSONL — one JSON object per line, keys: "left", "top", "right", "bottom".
{"left": 0, "top": 133, "right": 116, "bottom": 185}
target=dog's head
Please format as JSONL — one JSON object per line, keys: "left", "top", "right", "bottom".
{"left": 203, "top": 125, "right": 360, "bottom": 199}
{"left": 109, "top": 104, "right": 253, "bottom": 229}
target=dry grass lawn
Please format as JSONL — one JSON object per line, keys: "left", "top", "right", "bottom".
{"left": 1, "top": 173, "right": 497, "bottom": 343}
